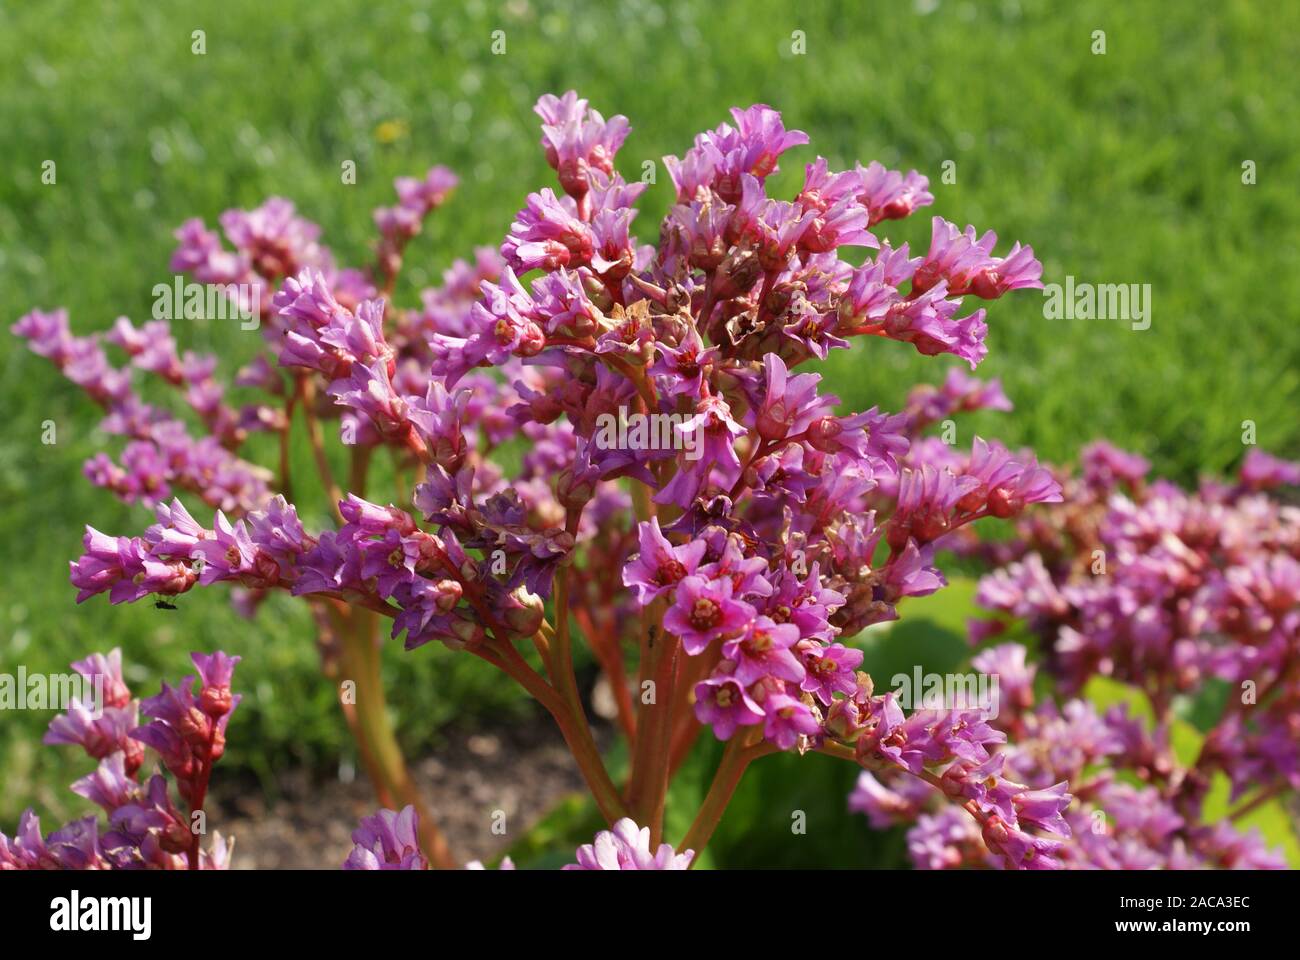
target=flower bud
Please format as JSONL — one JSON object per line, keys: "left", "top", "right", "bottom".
{"left": 199, "top": 684, "right": 233, "bottom": 718}
{"left": 557, "top": 158, "right": 591, "bottom": 201}
{"left": 446, "top": 616, "right": 486, "bottom": 650}
{"left": 955, "top": 485, "right": 987, "bottom": 514}
{"left": 517, "top": 321, "right": 547, "bottom": 358}
{"left": 160, "top": 820, "right": 192, "bottom": 855}
{"left": 178, "top": 706, "right": 211, "bottom": 746}
{"left": 503, "top": 586, "right": 545, "bottom": 637}
{"left": 252, "top": 551, "right": 281, "bottom": 587}
{"left": 987, "top": 486, "right": 1022, "bottom": 518}
{"left": 713, "top": 247, "right": 761, "bottom": 300}
{"left": 582, "top": 274, "right": 615, "bottom": 314}
{"left": 806, "top": 416, "right": 842, "bottom": 453}
{"left": 824, "top": 698, "right": 864, "bottom": 742}
{"left": 432, "top": 579, "right": 462, "bottom": 613}
{"left": 556, "top": 466, "right": 596, "bottom": 512}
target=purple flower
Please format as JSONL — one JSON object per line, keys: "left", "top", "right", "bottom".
{"left": 888, "top": 465, "right": 981, "bottom": 549}
{"left": 535, "top": 91, "right": 630, "bottom": 203}
{"left": 219, "top": 197, "right": 328, "bottom": 279}
{"left": 192, "top": 650, "right": 241, "bottom": 719}
{"left": 192, "top": 511, "right": 258, "bottom": 584}
{"left": 44, "top": 699, "right": 142, "bottom": 768}
{"left": 170, "top": 219, "right": 249, "bottom": 284}
{"left": 799, "top": 641, "right": 864, "bottom": 705}
{"left": 694, "top": 673, "right": 765, "bottom": 741}
{"left": 387, "top": 166, "right": 458, "bottom": 229}
{"left": 69, "top": 528, "right": 150, "bottom": 604}
{"left": 906, "top": 806, "right": 982, "bottom": 870}
{"left": 343, "top": 805, "right": 427, "bottom": 870}
{"left": 721, "top": 616, "right": 804, "bottom": 685}
{"left": 663, "top": 575, "right": 756, "bottom": 655}
{"left": 622, "top": 518, "right": 708, "bottom": 606}
{"left": 564, "top": 818, "right": 694, "bottom": 870}
{"left": 70, "top": 648, "right": 132, "bottom": 707}
{"left": 981, "top": 815, "right": 1063, "bottom": 870}
{"left": 697, "top": 537, "right": 772, "bottom": 600}
{"left": 71, "top": 754, "right": 138, "bottom": 813}
{"left": 1012, "top": 782, "right": 1073, "bottom": 837}
{"left": 1239, "top": 448, "right": 1300, "bottom": 490}
{"left": 0, "top": 812, "right": 109, "bottom": 870}
{"left": 502, "top": 188, "right": 594, "bottom": 272}
{"left": 758, "top": 689, "right": 821, "bottom": 750}
{"left": 849, "top": 770, "right": 927, "bottom": 828}
{"left": 856, "top": 161, "right": 934, "bottom": 225}
{"left": 797, "top": 159, "right": 876, "bottom": 252}
{"left": 326, "top": 359, "right": 413, "bottom": 441}
{"left": 962, "top": 437, "right": 1064, "bottom": 517}
{"left": 752, "top": 352, "right": 828, "bottom": 443}
{"left": 971, "top": 642, "right": 1037, "bottom": 715}
{"left": 649, "top": 326, "right": 719, "bottom": 399}
{"left": 318, "top": 297, "right": 393, "bottom": 371}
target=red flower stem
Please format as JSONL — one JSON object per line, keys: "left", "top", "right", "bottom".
{"left": 679, "top": 732, "right": 771, "bottom": 861}
{"left": 628, "top": 630, "right": 679, "bottom": 844}
{"left": 575, "top": 605, "right": 636, "bottom": 740}
{"left": 1229, "top": 785, "right": 1283, "bottom": 822}
{"left": 186, "top": 726, "right": 218, "bottom": 871}
{"left": 666, "top": 648, "right": 717, "bottom": 778}
{"left": 340, "top": 607, "right": 457, "bottom": 868}
{"left": 472, "top": 636, "right": 628, "bottom": 823}
{"left": 348, "top": 444, "right": 372, "bottom": 498}
{"left": 548, "top": 563, "right": 621, "bottom": 817}
{"left": 296, "top": 374, "right": 344, "bottom": 523}
{"left": 531, "top": 620, "right": 556, "bottom": 678}
{"left": 278, "top": 388, "right": 297, "bottom": 501}
{"left": 552, "top": 553, "right": 584, "bottom": 718}
{"left": 319, "top": 600, "right": 395, "bottom": 808}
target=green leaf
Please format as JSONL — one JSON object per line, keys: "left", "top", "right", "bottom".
{"left": 849, "top": 575, "right": 980, "bottom": 685}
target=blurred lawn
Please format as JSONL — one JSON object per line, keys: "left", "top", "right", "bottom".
{"left": 2, "top": 0, "right": 1298, "bottom": 831}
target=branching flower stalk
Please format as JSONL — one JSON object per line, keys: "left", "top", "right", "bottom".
{"left": 844, "top": 393, "right": 1299, "bottom": 869}
{"left": 2, "top": 650, "right": 240, "bottom": 870}
{"left": 13, "top": 91, "right": 1089, "bottom": 869}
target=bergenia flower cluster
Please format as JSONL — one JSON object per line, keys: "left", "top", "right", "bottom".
{"left": 852, "top": 421, "right": 1299, "bottom": 868}
{"left": 13, "top": 90, "right": 1095, "bottom": 870}
{"left": 1, "top": 649, "right": 239, "bottom": 870}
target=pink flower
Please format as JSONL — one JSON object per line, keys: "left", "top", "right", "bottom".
{"left": 564, "top": 818, "right": 694, "bottom": 870}
{"left": 856, "top": 161, "right": 934, "bottom": 225}
{"left": 502, "top": 188, "right": 595, "bottom": 272}
{"left": 722, "top": 616, "right": 804, "bottom": 685}
{"left": 535, "top": 91, "right": 630, "bottom": 203}
{"left": 622, "top": 519, "right": 708, "bottom": 605}
{"left": 664, "top": 575, "right": 756, "bottom": 655}
{"left": 758, "top": 689, "right": 820, "bottom": 750}
{"left": 694, "top": 673, "right": 765, "bottom": 741}
{"left": 343, "top": 806, "right": 427, "bottom": 870}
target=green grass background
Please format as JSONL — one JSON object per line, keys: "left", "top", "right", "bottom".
{"left": 1, "top": 0, "right": 1297, "bottom": 858}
